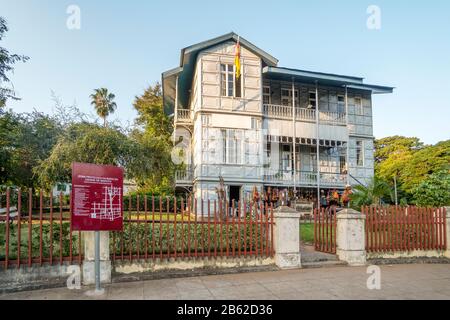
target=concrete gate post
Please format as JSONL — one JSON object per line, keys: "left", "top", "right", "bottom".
{"left": 336, "top": 208, "right": 367, "bottom": 266}
{"left": 445, "top": 207, "right": 450, "bottom": 259}
{"left": 82, "top": 231, "right": 111, "bottom": 285}
{"left": 273, "top": 206, "right": 301, "bottom": 269}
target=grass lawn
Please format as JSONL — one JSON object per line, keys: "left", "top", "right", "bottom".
{"left": 300, "top": 223, "right": 314, "bottom": 244}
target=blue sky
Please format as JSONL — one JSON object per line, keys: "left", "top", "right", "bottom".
{"left": 1, "top": 0, "right": 449, "bottom": 144}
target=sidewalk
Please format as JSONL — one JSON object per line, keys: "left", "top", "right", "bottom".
{"left": 1, "top": 264, "right": 450, "bottom": 300}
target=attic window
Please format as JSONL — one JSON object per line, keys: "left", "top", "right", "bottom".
{"left": 220, "top": 64, "right": 241, "bottom": 98}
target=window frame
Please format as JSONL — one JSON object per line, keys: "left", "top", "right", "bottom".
{"left": 356, "top": 140, "right": 364, "bottom": 167}
{"left": 263, "top": 85, "right": 271, "bottom": 105}
{"left": 220, "top": 63, "right": 242, "bottom": 98}
{"left": 281, "top": 88, "right": 299, "bottom": 107}
{"left": 354, "top": 96, "right": 363, "bottom": 115}
{"left": 221, "top": 128, "right": 242, "bottom": 164}
{"left": 308, "top": 90, "right": 317, "bottom": 109}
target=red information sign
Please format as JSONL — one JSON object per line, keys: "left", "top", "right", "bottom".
{"left": 71, "top": 162, "right": 124, "bottom": 231}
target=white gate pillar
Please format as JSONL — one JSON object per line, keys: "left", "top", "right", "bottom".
{"left": 273, "top": 206, "right": 302, "bottom": 269}
{"left": 336, "top": 208, "right": 367, "bottom": 266}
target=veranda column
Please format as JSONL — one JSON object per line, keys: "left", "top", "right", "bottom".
{"left": 273, "top": 206, "right": 301, "bottom": 269}
{"left": 445, "top": 207, "right": 450, "bottom": 259}
{"left": 82, "top": 231, "right": 111, "bottom": 285}
{"left": 336, "top": 208, "right": 367, "bottom": 266}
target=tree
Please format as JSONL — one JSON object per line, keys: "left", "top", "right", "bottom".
{"left": 350, "top": 177, "right": 393, "bottom": 209}
{"left": 131, "top": 83, "right": 175, "bottom": 193}
{"left": 90, "top": 88, "right": 117, "bottom": 127}
{"left": 374, "top": 136, "right": 423, "bottom": 164}
{"left": 0, "top": 110, "right": 61, "bottom": 187}
{"left": 133, "top": 83, "right": 171, "bottom": 137}
{"left": 0, "top": 17, "right": 29, "bottom": 107}
{"left": 374, "top": 136, "right": 450, "bottom": 204}
{"left": 412, "top": 170, "right": 450, "bottom": 207}
{"left": 400, "top": 140, "right": 450, "bottom": 194}
{"left": 375, "top": 136, "right": 423, "bottom": 184}
{"left": 34, "top": 122, "right": 135, "bottom": 189}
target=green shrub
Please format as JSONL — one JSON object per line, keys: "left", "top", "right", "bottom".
{"left": 0, "top": 222, "right": 81, "bottom": 261}
{"left": 110, "top": 217, "right": 271, "bottom": 256}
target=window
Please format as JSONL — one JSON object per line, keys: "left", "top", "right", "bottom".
{"left": 339, "top": 155, "right": 347, "bottom": 174}
{"left": 221, "top": 129, "right": 241, "bottom": 164}
{"left": 337, "top": 95, "right": 345, "bottom": 114}
{"left": 281, "top": 89, "right": 299, "bottom": 107}
{"left": 281, "top": 145, "right": 291, "bottom": 171}
{"left": 356, "top": 140, "right": 364, "bottom": 167}
{"left": 354, "top": 97, "right": 363, "bottom": 115}
{"left": 263, "top": 86, "right": 271, "bottom": 105}
{"left": 220, "top": 63, "right": 241, "bottom": 98}
{"left": 202, "top": 114, "right": 211, "bottom": 126}
{"left": 56, "top": 184, "right": 66, "bottom": 192}
{"left": 251, "top": 117, "right": 260, "bottom": 130}
{"left": 308, "top": 91, "right": 317, "bottom": 109}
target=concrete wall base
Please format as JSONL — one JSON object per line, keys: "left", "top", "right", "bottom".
{"left": 336, "top": 249, "right": 366, "bottom": 266}
{"left": 82, "top": 260, "right": 111, "bottom": 285}
{"left": 0, "top": 264, "right": 79, "bottom": 294}
{"left": 113, "top": 256, "right": 274, "bottom": 274}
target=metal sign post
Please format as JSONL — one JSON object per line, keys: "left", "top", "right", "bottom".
{"left": 95, "top": 230, "right": 101, "bottom": 293}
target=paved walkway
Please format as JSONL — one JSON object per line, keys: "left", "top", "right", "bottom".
{"left": 1, "top": 264, "right": 450, "bottom": 300}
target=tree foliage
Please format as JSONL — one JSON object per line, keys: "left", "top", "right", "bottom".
{"left": 90, "top": 88, "right": 117, "bottom": 127}
{"left": 131, "top": 83, "right": 175, "bottom": 193}
{"left": 0, "top": 110, "right": 61, "bottom": 187}
{"left": 34, "top": 122, "right": 136, "bottom": 189}
{"left": 374, "top": 136, "right": 450, "bottom": 207}
{"left": 0, "top": 17, "right": 29, "bottom": 107}
{"left": 412, "top": 170, "right": 450, "bottom": 207}
{"left": 400, "top": 140, "right": 450, "bottom": 193}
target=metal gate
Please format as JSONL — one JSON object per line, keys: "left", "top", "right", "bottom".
{"left": 314, "top": 207, "right": 337, "bottom": 254}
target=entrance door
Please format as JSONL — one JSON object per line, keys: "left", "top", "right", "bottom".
{"left": 229, "top": 186, "right": 241, "bottom": 216}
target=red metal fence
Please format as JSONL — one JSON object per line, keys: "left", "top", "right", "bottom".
{"left": 0, "top": 188, "right": 274, "bottom": 269}
{"left": 364, "top": 206, "right": 447, "bottom": 253}
{"left": 0, "top": 188, "right": 82, "bottom": 270}
{"left": 314, "top": 207, "right": 337, "bottom": 254}
{"left": 110, "top": 196, "right": 274, "bottom": 263}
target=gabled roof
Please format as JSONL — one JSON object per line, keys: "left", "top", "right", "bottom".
{"left": 179, "top": 32, "right": 278, "bottom": 67}
{"left": 163, "top": 32, "right": 278, "bottom": 115}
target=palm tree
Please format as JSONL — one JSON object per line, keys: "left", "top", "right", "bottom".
{"left": 350, "top": 176, "right": 393, "bottom": 209}
{"left": 90, "top": 88, "right": 117, "bottom": 127}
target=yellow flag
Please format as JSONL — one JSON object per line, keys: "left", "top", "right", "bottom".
{"left": 235, "top": 38, "right": 241, "bottom": 79}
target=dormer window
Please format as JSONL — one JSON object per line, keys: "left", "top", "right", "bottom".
{"left": 220, "top": 63, "right": 242, "bottom": 98}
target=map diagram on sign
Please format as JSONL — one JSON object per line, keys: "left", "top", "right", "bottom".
{"left": 90, "top": 185, "right": 122, "bottom": 221}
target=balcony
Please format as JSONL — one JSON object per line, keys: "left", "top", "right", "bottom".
{"left": 263, "top": 104, "right": 346, "bottom": 126}
{"left": 175, "top": 109, "right": 192, "bottom": 124}
{"left": 175, "top": 169, "right": 193, "bottom": 185}
{"left": 264, "top": 170, "right": 347, "bottom": 188}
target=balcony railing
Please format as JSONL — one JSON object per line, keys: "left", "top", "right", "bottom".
{"left": 176, "top": 109, "right": 192, "bottom": 123}
{"left": 175, "top": 169, "right": 193, "bottom": 185}
{"left": 319, "top": 111, "right": 346, "bottom": 125}
{"left": 263, "top": 104, "right": 346, "bottom": 125}
{"left": 264, "top": 170, "right": 347, "bottom": 188}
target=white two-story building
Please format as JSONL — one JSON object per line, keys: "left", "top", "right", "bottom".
{"left": 162, "top": 33, "right": 393, "bottom": 209}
